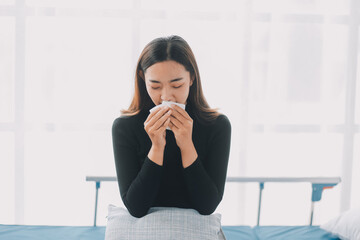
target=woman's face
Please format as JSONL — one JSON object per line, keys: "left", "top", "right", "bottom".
{"left": 144, "top": 60, "right": 193, "bottom": 106}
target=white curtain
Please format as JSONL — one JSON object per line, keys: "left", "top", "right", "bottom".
{"left": 0, "top": 0, "right": 359, "bottom": 226}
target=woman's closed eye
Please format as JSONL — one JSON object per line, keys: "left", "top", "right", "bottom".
{"left": 151, "top": 85, "right": 183, "bottom": 90}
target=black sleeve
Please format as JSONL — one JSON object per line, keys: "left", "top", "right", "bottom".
{"left": 183, "top": 114, "right": 231, "bottom": 215}
{"left": 112, "top": 117, "right": 163, "bottom": 218}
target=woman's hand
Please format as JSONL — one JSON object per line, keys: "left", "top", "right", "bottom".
{"left": 144, "top": 105, "right": 172, "bottom": 150}
{"left": 168, "top": 104, "right": 194, "bottom": 151}
{"left": 168, "top": 104, "right": 198, "bottom": 168}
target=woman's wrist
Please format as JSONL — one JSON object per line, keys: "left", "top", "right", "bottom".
{"left": 148, "top": 145, "right": 165, "bottom": 166}
{"left": 180, "top": 142, "right": 198, "bottom": 168}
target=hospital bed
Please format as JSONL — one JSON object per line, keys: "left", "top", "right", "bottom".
{"left": 0, "top": 176, "right": 341, "bottom": 240}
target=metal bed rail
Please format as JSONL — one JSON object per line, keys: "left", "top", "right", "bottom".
{"left": 86, "top": 176, "right": 341, "bottom": 227}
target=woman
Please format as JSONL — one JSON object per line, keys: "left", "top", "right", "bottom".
{"left": 112, "top": 35, "right": 231, "bottom": 218}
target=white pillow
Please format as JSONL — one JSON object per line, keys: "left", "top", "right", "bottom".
{"left": 105, "top": 204, "right": 226, "bottom": 240}
{"left": 320, "top": 208, "right": 360, "bottom": 240}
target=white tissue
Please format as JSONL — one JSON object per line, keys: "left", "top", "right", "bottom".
{"left": 149, "top": 101, "right": 186, "bottom": 130}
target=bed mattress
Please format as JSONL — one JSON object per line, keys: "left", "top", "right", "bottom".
{"left": 0, "top": 224, "right": 340, "bottom": 240}
{"left": 222, "top": 225, "right": 340, "bottom": 240}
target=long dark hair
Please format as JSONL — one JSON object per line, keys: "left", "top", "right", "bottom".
{"left": 121, "top": 35, "right": 220, "bottom": 124}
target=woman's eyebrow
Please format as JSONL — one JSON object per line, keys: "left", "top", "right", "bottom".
{"left": 149, "top": 78, "right": 183, "bottom": 83}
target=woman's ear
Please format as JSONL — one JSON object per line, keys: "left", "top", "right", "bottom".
{"left": 190, "top": 75, "right": 195, "bottom": 86}
{"left": 139, "top": 70, "right": 145, "bottom": 80}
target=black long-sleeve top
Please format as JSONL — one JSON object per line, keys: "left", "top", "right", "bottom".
{"left": 112, "top": 104, "right": 231, "bottom": 218}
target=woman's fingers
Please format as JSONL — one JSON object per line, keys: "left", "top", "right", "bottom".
{"left": 171, "top": 104, "right": 192, "bottom": 121}
{"left": 144, "top": 106, "right": 172, "bottom": 149}
{"left": 170, "top": 105, "right": 191, "bottom": 126}
{"left": 159, "top": 117, "right": 171, "bottom": 132}
{"left": 169, "top": 115, "right": 181, "bottom": 129}
{"left": 144, "top": 106, "right": 163, "bottom": 124}
{"left": 149, "top": 108, "right": 172, "bottom": 132}
{"left": 144, "top": 106, "right": 169, "bottom": 130}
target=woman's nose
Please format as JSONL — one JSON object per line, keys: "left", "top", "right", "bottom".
{"left": 161, "top": 88, "right": 172, "bottom": 101}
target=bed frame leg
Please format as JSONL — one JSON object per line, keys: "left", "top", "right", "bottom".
{"left": 310, "top": 183, "right": 336, "bottom": 226}
{"left": 257, "top": 182, "right": 264, "bottom": 226}
{"left": 309, "top": 201, "right": 315, "bottom": 226}
{"left": 94, "top": 181, "right": 100, "bottom": 227}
